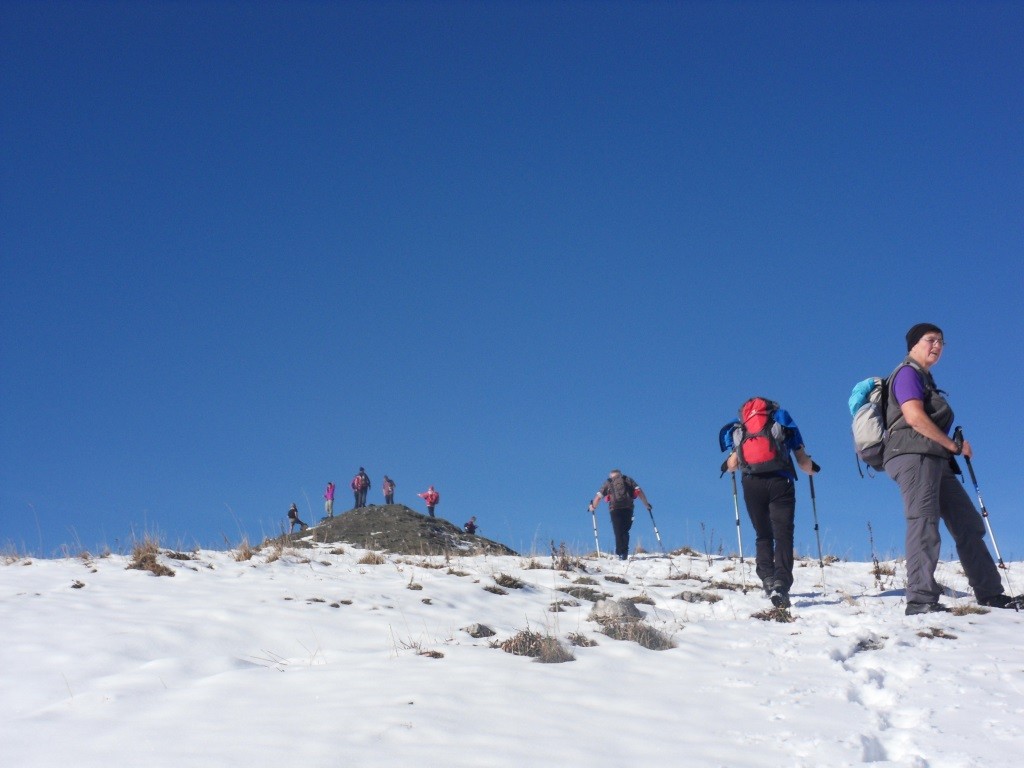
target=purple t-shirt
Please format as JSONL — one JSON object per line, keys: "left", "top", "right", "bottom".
{"left": 891, "top": 365, "right": 925, "bottom": 405}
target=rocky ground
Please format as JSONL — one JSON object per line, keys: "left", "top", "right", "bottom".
{"left": 284, "top": 503, "right": 517, "bottom": 556}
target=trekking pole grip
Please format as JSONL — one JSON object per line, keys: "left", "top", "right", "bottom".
{"left": 953, "top": 426, "right": 964, "bottom": 454}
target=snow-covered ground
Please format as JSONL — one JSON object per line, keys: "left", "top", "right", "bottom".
{"left": 3, "top": 539, "right": 1022, "bottom": 768}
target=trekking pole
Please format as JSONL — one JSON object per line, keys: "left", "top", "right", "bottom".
{"left": 954, "top": 428, "right": 1012, "bottom": 585}
{"left": 645, "top": 505, "right": 666, "bottom": 554}
{"left": 808, "top": 470, "right": 826, "bottom": 589}
{"left": 729, "top": 471, "right": 745, "bottom": 563}
{"left": 729, "top": 475, "right": 753, "bottom": 593}
{"left": 588, "top": 503, "right": 602, "bottom": 559}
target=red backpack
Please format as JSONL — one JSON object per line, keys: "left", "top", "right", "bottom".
{"left": 732, "top": 397, "right": 793, "bottom": 475}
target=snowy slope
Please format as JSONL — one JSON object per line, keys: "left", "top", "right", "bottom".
{"left": 2, "top": 542, "right": 1022, "bottom": 768}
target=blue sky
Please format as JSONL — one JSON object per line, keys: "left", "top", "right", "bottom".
{"left": 3, "top": 1, "right": 1022, "bottom": 563}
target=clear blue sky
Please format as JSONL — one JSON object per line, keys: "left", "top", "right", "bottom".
{"left": 3, "top": 1, "right": 1022, "bottom": 563}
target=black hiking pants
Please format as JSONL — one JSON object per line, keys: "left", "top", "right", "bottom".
{"left": 741, "top": 474, "right": 795, "bottom": 592}
{"left": 610, "top": 507, "right": 634, "bottom": 559}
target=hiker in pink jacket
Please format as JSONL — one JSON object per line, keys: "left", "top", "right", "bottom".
{"left": 324, "top": 482, "right": 335, "bottom": 517}
{"left": 418, "top": 486, "right": 440, "bottom": 518}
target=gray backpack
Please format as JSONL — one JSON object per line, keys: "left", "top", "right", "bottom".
{"left": 850, "top": 376, "right": 888, "bottom": 474}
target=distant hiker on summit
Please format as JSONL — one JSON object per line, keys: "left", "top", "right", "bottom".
{"left": 382, "top": 475, "right": 395, "bottom": 505}
{"left": 351, "top": 468, "right": 370, "bottom": 508}
{"left": 589, "top": 469, "right": 651, "bottom": 560}
{"left": 287, "top": 503, "right": 308, "bottom": 533}
{"left": 882, "top": 323, "right": 1020, "bottom": 614}
{"left": 418, "top": 485, "right": 440, "bottom": 517}
{"left": 463, "top": 516, "right": 478, "bottom": 534}
{"left": 324, "top": 482, "right": 335, "bottom": 517}
{"left": 720, "top": 398, "right": 817, "bottom": 609}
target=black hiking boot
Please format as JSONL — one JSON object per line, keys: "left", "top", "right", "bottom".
{"left": 905, "top": 601, "right": 949, "bottom": 616}
{"left": 978, "top": 594, "right": 1024, "bottom": 610}
{"left": 769, "top": 586, "right": 791, "bottom": 609}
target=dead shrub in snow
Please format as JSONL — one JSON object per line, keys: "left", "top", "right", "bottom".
{"left": 675, "top": 590, "right": 722, "bottom": 605}
{"left": 551, "top": 541, "right": 585, "bottom": 572}
{"left": 234, "top": 537, "right": 255, "bottom": 562}
{"left": 950, "top": 604, "right": 988, "bottom": 617}
{"left": 493, "top": 573, "right": 524, "bottom": 589}
{"left": 752, "top": 607, "right": 795, "bottom": 623}
{"left": 496, "top": 629, "right": 574, "bottom": 663}
{"left": 626, "top": 593, "right": 655, "bottom": 606}
{"left": 557, "top": 585, "right": 609, "bottom": 602}
{"left": 357, "top": 551, "right": 387, "bottom": 565}
{"left": 127, "top": 536, "right": 175, "bottom": 577}
{"left": 598, "top": 620, "right": 675, "bottom": 650}
{"left": 567, "top": 632, "right": 597, "bottom": 647}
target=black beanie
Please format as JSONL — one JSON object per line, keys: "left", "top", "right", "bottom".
{"left": 906, "top": 323, "right": 943, "bottom": 351}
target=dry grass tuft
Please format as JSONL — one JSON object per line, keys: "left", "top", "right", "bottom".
{"left": 675, "top": 590, "right": 723, "bottom": 604}
{"left": 917, "top": 627, "right": 957, "bottom": 640}
{"left": 127, "top": 536, "right": 175, "bottom": 577}
{"left": 556, "top": 585, "right": 609, "bottom": 602}
{"left": 752, "top": 607, "right": 795, "bottom": 623}
{"left": 357, "top": 551, "right": 388, "bottom": 565}
{"left": 483, "top": 584, "right": 508, "bottom": 596}
{"left": 706, "top": 579, "right": 742, "bottom": 592}
{"left": 597, "top": 619, "right": 676, "bottom": 650}
{"left": 567, "top": 632, "right": 597, "bottom": 647}
{"left": 496, "top": 629, "right": 575, "bottom": 663}
{"left": 950, "top": 604, "right": 989, "bottom": 616}
{"left": 550, "top": 541, "right": 585, "bottom": 572}
{"left": 234, "top": 537, "right": 255, "bottom": 562}
{"left": 626, "top": 593, "right": 655, "bottom": 606}
{"left": 493, "top": 573, "right": 524, "bottom": 589}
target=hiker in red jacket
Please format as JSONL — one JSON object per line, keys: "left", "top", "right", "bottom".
{"left": 418, "top": 486, "right": 440, "bottom": 518}
{"left": 351, "top": 467, "right": 370, "bottom": 508}
{"left": 382, "top": 475, "right": 395, "bottom": 505}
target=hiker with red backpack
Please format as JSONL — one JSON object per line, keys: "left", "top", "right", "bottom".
{"left": 351, "top": 468, "right": 370, "bottom": 508}
{"left": 720, "top": 398, "right": 817, "bottom": 608}
{"left": 418, "top": 485, "right": 440, "bottom": 517}
{"left": 588, "top": 469, "right": 652, "bottom": 561}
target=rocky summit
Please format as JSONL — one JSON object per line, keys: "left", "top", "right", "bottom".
{"left": 286, "top": 503, "right": 517, "bottom": 557}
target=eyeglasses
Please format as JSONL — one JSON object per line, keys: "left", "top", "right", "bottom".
{"left": 921, "top": 336, "right": 944, "bottom": 347}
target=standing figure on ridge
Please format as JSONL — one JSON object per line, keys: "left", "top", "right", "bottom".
{"left": 418, "top": 485, "right": 440, "bottom": 518}
{"left": 351, "top": 467, "right": 371, "bottom": 508}
{"left": 287, "top": 503, "right": 308, "bottom": 533}
{"left": 382, "top": 475, "right": 395, "bottom": 505}
{"left": 324, "top": 481, "right": 335, "bottom": 518}
{"left": 721, "top": 397, "right": 817, "bottom": 609}
{"left": 588, "top": 469, "right": 651, "bottom": 561}
{"left": 464, "top": 516, "right": 478, "bottom": 535}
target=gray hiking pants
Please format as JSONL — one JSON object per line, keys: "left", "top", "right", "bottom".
{"left": 885, "top": 453, "right": 1003, "bottom": 604}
